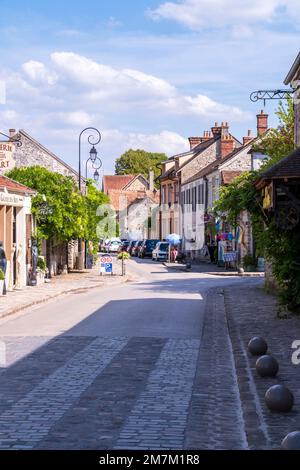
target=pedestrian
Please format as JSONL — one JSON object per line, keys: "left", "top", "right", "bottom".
{"left": 0, "top": 241, "right": 7, "bottom": 295}
{"left": 208, "top": 240, "right": 217, "bottom": 263}
{"left": 171, "top": 245, "right": 178, "bottom": 263}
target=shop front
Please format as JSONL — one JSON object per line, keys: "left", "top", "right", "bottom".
{"left": 0, "top": 176, "right": 35, "bottom": 292}
{"left": 206, "top": 212, "right": 254, "bottom": 269}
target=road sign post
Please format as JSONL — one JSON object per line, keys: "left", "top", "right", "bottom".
{"left": 100, "top": 255, "right": 113, "bottom": 276}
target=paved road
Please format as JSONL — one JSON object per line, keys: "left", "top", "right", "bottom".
{"left": 0, "top": 258, "right": 261, "bottom": 449}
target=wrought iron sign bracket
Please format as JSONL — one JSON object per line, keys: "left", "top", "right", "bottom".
{"left": 250, "top": 89, "right": 295, "bottom": 106}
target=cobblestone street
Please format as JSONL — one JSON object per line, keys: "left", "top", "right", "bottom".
{"left": 0, "top": 258, "right": 298, "bottom": 450}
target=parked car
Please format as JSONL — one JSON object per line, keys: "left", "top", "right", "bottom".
{"left": 100, "top": 239, "right": 110, "bottom": 253}
{"left": 132, "top": 240, "right": 144, "bottom": 257}
{"left": 152, "top": 242, "right": 170, "bottom": 261}
{"left": 138, "top": 239, "right": 160, "bottom": 258}
{"left": 107, "top": 240, "right": 122, "bottom": 253}
{"left": 128, "top": 240, "right": 137, "bottom": 255}
{"left": 120, "top": 240, "right": 130, "bottom": 252}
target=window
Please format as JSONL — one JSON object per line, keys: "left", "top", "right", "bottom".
{"left": 167, "top": 184, "right": 172, "bottom": 206}
{"left": 174, "top": 183, "right": 179, "bottom": 203}
{"left": 162, "top": 185, "right": 167, "bottom": 204}
{"left": 198, "top": 184, "right": 204, "bottom": 205}
{"left": 192, "top": 186, "right": 196, "bottom": 212}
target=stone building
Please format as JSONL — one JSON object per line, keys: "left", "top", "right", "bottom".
{"left": 180, "top": 112, "right": 269, "bottom": 259}
{"left": 158, "top": 122, "right": 242, "bottom": 240}
{"left": 284, "top": 51, "right": 300, "bottom": 147}
{"left": 0, "top": 175, "right": 35, "bottom": 291}
{"left": 0, "top": 129, "right": 82, "bottom": 275}
{"left": 103, "top": 173, "right": 160, "bottom": 240}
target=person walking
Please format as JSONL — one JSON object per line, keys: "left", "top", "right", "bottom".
{"left": 0, "top": 241, "right": 7, "bottom": 295}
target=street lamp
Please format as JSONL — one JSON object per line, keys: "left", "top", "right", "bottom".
{"left": 93, "top": 169, "right": 100, "bottom": 182}
{"left": 85, "top": 152, "right": 102, "bottom": 187}
{"left": 78, "top": 127, "right": 102, "bottom": 270}
{"left": 78, "top": 127, "right": 101, "bottom": 191}
{"left": 89, "top": 145, "right": 98, "bottom": 163}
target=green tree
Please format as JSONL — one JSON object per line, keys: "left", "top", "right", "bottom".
{"left": 84, "top": 181, "right": 110, "bottom": 247}
{"left": 252, "top": 98, "right": 295, "bottom": 168}
{"left": 7, "top": 166, "right": 87, "bottom": 242}
{"left": 6, "top": 167, "right": 111, "bottom": 248}
{"left": 115, "top": 149, "right": 167, "bottom": 183}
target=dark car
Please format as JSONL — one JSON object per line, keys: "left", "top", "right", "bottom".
{"left": 138, "top": 239, "right": 160, "bottom": 258}
{"left": 120, "top": 240, "right": 130, "bottom": 252}
{"left": 132, "top": 240, "right": 144, "bottom": 257}
{"left": 128, "top": 240, "right": 137, "bottom": 255}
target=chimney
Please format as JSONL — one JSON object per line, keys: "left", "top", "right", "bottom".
{"left": 221, "top": 121, "right": 229, "bottom": 137}
{"left": 201, "top": 130, "right": 212, "bottom": 141}
{"left": 220, "top": 134, "right": 235, "bottom": 158}
{"left": 257, "top": 110, "right": 268, "bottom": 136}
{"left": 9, "top": 129, "right": 16, "bottom": 138}
{"left": 149, "top": 169, "right": 154, "bottom": 191}
{"left": 188, "top": 137, "right": 202, "bottom": 150}
{"left": 211, "top": 121, "right": 222, "bottom": 137}
{"left": 243, "top": 129, "right": 253, "bottom": 146}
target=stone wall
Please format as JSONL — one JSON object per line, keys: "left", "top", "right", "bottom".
{"left": 180, "top": 142, "right": 217, "bottom": 184}
{"left": 219, "top": 146, "right": 252, "bottom": 171}
{"left": 127, "top": 176, "right": 149, "bottom": 191}
{"left": 13, "top": 132, "right": 77, "bottom": 179}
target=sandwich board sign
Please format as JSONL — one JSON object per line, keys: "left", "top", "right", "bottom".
{"left": 100, "top": 256, "right": 113, "bottom": 275}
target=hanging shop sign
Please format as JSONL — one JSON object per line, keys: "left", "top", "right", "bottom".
{"left": 262, "top": 183, "right": 273, "bottom": 210}
{"left": 0, "top": 142, "right": 16, "bottom": 173}
{"left": 0, "top": 191, "right": 24, "bottom": 207}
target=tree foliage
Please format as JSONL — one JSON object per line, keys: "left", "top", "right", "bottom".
{"left": 115, "top": 149, "right": 167, "bottom": 183}
{"left": 214, "top": 99, "right": 300, "bottom": 311}
{"left": 7, "top": 167, "right": 110, "bottom": 247}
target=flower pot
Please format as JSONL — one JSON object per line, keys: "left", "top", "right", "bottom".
{"left": 36, "top": 271, "right": 45, "bottom": 286}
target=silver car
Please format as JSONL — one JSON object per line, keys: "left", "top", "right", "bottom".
{"left": 152, "top": 242, "right": 169, "bottom": 261}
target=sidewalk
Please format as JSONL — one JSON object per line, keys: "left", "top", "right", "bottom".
{"left": 163, "top": 261, "right": 264, "bottom": 277}
{"left": 0, "top": 260, "right": 129, "bottom": 320}
{"left": 224, "top": 284, "right": 300, "bottom": 449}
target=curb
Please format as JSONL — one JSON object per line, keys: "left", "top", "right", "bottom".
{"left": 185, "top": 287, "right": 249, "bottom": 449}
{"left": 0, "top": 275, "right": 129, "bottom": 321}
{"left": 163, "top": 262, "right": 264, "bottom": 277}
{"left": 223, "top": 287, "right": 271, "bottom": 449}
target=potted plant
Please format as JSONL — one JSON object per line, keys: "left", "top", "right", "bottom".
{"left": 36, "top": 256, "right": 46, "bottom": 285}
{"left": 0, "top": 269, "right": 5, "bottom": 295}
{"left": 242, "top": 254, "right": 257, "bottom": 272}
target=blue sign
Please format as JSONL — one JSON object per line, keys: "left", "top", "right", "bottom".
{"left": 104, "top": 263, "right": 113, "bottom": 273}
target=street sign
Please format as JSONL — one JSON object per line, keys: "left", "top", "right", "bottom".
{"left": 104, "top": 263, "right": 113, "bottom": 273}
{"left": 100, "top": 255, "right": 113, "bottom": 275}
{"left": 100, "top": 255, "right": 112, "bottom": 263}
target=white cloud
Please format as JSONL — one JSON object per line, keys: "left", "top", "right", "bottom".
{"left": 103, "top": 129, "right": 189, "bottom": 155}
{"left": 22, "top": 60, "right": 58, "bottom": 85}
{"left": 149, "top": 0, "right": 300, "bottom": 29}
{"left": 17, "top": 52, "right": 249, "bottom": 121}
{"left": 1, "top": 52, "right": 254, "bottom": 173}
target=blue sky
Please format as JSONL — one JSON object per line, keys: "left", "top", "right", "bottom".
{"left": 0, "top": 0, "right": 299, "bottom": 174}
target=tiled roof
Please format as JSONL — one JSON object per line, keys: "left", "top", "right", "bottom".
{"left": 182, "top": 159, "right": 220, "bottom": 185}
{"left": 19, "top": 130, "right": 79, "bottom": 177}
{"left": 284, "top": 52, "right": 300, "bottom": 84}
{"left": 176, "top": 137, "right": 216, "bottom": 173}
{"left": 221, "top": 171, "right": 243, "bottom": 184}
{"left": 256, "top": 147, "right": 300, "bottom": 184}
{"left": 107, "top": 189, "right": 159, "bottom": 211}
{"left": 103, "top": 175, "right": 137, "bottom": 192}
{"left": 181, "top": 137, "right": 257, "bottom": 185}
{"left": 0, "top": 175, "right": 36, "bottom": 194}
